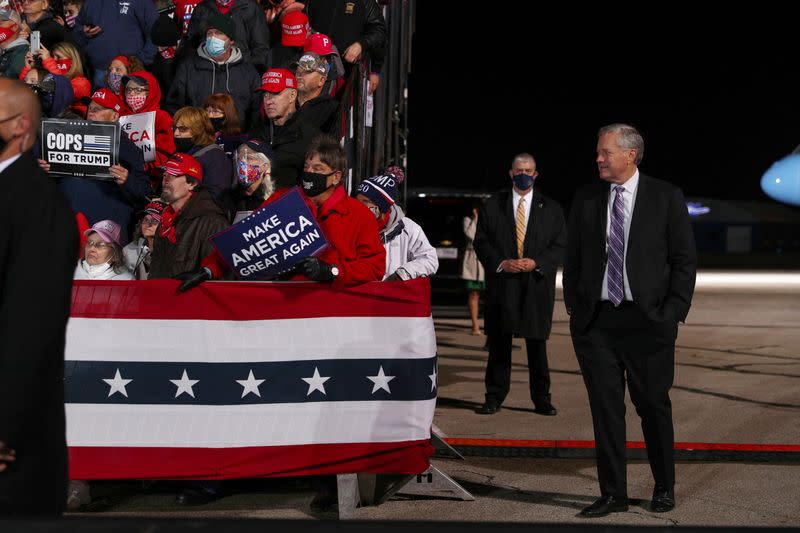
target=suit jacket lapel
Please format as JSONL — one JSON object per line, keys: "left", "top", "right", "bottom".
{"left": 598, "top": 181, "right": 610, "bottom": 249}
{"left": 627, "top": 174, "right": 647, "bottom": 250}
{"left": 523, "top": 189, "right": 541, "bottom": 257}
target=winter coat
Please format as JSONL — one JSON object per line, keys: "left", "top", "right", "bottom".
{"left": 122, "top": 237, "right": 152, "bottom": 279}
{"left": 460, "top": 215, "right": 484, "bottom": 282}
{"left": 249, "top": 110, "right": 321, "bottom": 189}
{"left": 41, "top": 73, "right": 75, "bottom": 118}
{"left": 150, "top": 52, "right": 176, "bottom": 107}
{"left": 473, "top": 188, "right": 566, "bottom": 340}
{"left": 166, "top": 44, "right": 261, "bottom": 130}
{"left": 73, "top": 260, "right": 134, "bottom": 280}
{"left": 315, "top": 185, "right": 385, "bottom": 288}
{"left": 217, "top": 180, "right": 272, "bottom": 222}
{"left": 73, "top": 0, "right": 158, "bottom": 70}
{"left": 305, "top": 0, "right": 387, "bottom": 72}
{"left": 120, "top": 70, "right": 175, "bottom": 169}
{"left": 23, "top": 11, "right": 65, "bottom": 50}
{"left": 185, "top": 0, "right": 270, "bottom": 70}
{"left": 150, "top": 188, "right": 230, "bottom": 279}
{"left": 186, "top": 142, "right": 233, "bottom": 199}
{"left": 380, "top": 206, "right": 438, "bottom": 281}
{"left": 55, "top": 133, "right": 152, "bottom": 243}
{"left": 296, "top": 94, "right": 340, "bottom": 136}
{"left": 0, "top": 151, "right": 77, "bottom": 516}
{"left": 0, "top": 38, "right": 29, "bottom": 79}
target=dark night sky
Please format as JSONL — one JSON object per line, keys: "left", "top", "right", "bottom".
{"left": 407, "top": 5, "right": 800, "bottom": 209}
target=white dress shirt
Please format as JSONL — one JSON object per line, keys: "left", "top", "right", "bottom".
{"left": 0, "top": 153, "right": 22, "bottom": 175}
{"left": 495, "top": 187, "right": 534, "bottom": 273}
{"left": 601, "top": 170, "right": 639, "bottom": 302}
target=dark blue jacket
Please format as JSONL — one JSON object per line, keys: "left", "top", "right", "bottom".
{"left": 73, "top": 0, "right": 158, "bottom": 70}
{"left": 56, "top": 133, "right": 152, "bottom": 244}
{"left": 186, "top": 143, "right": 233, "bottom": 200}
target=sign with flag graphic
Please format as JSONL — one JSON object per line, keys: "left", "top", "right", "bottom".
{"left": 41, "top": 119, "right": 120, "bottom": 179}
{"left": 119, "top": 111, "right": 156, "bottom": 162}
{"left": 66, "top": 279, "right": 436, "bottom": 479}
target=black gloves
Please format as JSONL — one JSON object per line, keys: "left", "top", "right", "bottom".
{"left": 175, "top": 268, "right": 212, "bottom": 292}
{"left": 296, "top": 257, "right": 336, "bottom": 283}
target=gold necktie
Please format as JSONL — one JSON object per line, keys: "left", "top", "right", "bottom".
{"left": 516, "top": 197, "right": 526, "bottom": 258}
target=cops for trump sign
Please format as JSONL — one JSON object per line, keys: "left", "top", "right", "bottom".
{"left": 41, "top": 119, "right": 120, "bottom": 179}
{"left": 210, "top": 187, "right": 329, "bottom": 280}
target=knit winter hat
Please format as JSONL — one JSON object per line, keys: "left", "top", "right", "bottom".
{"left": 207, "top": 13, "right": 236, "bottom": 41}
{"left": 151, "top": 13, "right": 181, "bottom": 47}
{"left": 356, "top": 166, "right": 405, "bottom": 214}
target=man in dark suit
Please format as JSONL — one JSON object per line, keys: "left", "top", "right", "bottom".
{"left": 0, "top": 78, "right": 77, "bottom": 516}
{"left": 473, "top": 153, "right": 566, "bottom": 416}
{"left": 563, "top": 124, "right": 697, "bottom": 518}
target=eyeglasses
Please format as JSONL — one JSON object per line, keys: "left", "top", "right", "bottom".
{"left": 141, "top": 217, "right": 160, "bottom": 226}
{"left": 125, "top": 87, "right": 148, "bottom": 95}
{"left": 172, "top": 125, "right": 190, "bottom": 133}
{"left": 85, "top": 240, "right": 111, "bottom": 249}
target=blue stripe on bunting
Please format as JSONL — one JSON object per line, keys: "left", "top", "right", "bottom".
{"left": 65, "top": 357, "right": 438, "bottom": 405}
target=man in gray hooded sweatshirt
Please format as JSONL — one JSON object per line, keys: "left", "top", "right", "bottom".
{"left": 166, "top": 13, "right": 260, "bottom": 128}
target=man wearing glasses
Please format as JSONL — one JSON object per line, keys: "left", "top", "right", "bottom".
{"left": 293, "top": 52, "right": 340, "bottom": 136}
{"left": 37, "top": 88, "right": 151, "bottom": 244}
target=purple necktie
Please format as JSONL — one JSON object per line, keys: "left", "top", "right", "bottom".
{"left": 607, "top": 186, "right": 625, "bottom": 306}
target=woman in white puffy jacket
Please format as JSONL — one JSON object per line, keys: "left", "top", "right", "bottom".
{"left": 355, "top": 167, "right": 438, "bottom": 281}
{"left": 73, "top": 219, "right": 134, "bottom": 281}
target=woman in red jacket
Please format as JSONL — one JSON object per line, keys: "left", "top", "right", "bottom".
{"left": 119, "top": 71, "right": 176, "bottom": 175}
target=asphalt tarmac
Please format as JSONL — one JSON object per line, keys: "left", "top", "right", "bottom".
{"left": 68, "top": 274, "right": 800, "bottom": 527}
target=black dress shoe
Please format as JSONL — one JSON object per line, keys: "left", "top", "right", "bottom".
{"left": 578, "top": 495, "right": 629, "bottom": 518}
{"left": 475, "top": 402, "right": 500, "bottom": 415}
{"left": 533, "top": 402, "right": 557, "bottom": 416}
{"left": 175, "top": 488, "right": 220, "bottom": 506}
{"left": 651, "top": 486, "right": 675, "bottom": 512}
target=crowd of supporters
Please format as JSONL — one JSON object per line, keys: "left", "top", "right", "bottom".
{"left": 0, "top": 0, "right": 436, "bottom": 510}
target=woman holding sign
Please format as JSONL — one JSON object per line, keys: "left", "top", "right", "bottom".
{"left": 119, "top": 71, "right": 175, "bottom": 173}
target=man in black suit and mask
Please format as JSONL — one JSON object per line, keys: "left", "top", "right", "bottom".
{"left": 473, "top": 153, "right": 566, "bottom": 417}
{"left": 0, "top": 78, "right": 77, "bottom": 516}
{"left": 563, "top": 123, "right": 697, "bottom": 518}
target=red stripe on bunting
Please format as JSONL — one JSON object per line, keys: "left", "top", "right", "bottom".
{"left": 445, "top": 438, "right": 800, "bottom": 452}
{"left": 68, "top": 440, "right": 433, "bottom": 480}
{"left": 70, "top": 278, "right": 431, "bottom": 320}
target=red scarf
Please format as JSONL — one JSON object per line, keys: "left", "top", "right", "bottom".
{"left": 215, "top": 0, "right": 235, "bottom": 14}
{"left": 159, "top": 205, "right": 179, "bottom": 244}
{"left": 377, "top": 210, "right": 390, "bottom": 231}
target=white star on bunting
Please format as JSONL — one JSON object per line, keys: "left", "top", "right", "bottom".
{"left": 367, "top": 366, "right": 395, "bottom": 394}
{"left": 236, "top": 370, "right": 266, "bottom": 398}
{"left": 302, "top": 367, "right": 330, "bottom": 396}
{"left": 170, "top": 369, "right": 199, "bottom": 398}
{"left": 103, "top": 368, "right": 133, "bottom": 398}
{"left": 429, "top": 365, "right": 437, "bottom": 392}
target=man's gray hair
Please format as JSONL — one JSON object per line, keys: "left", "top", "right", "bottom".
{"left": 598, "top": 123, "right": 644, "bottom": 165}
{"left": 511, "top": 152, "right": 536, "bottom": 168}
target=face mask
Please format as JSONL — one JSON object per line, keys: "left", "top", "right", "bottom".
{"left": 237, "top": 160, "right": 261, "bottom": 186}
{"left": 108, "top": 72, "right": 123, "bottom": 93}
{"left": 512, "top": 173, "right": 534, "bottom": 191}
{"left": 173, "top": 137, "right": 194, "bottom": 153}
{"left": 0, "top": 24, "right": 17, "bottom": 44}
{"left": 54, "top": 58, "right": 72, "bottom": 74}
{"left": 65, "top": 13, "right": 77, "bottom": 28}
{"left": 210, "top": 117, "right": 225, "bottom": 132}
{"left": 159, "top": 46, "right": 176, "bottom": 60}
{"left": 205, "top": 36, "right": 227, "bottom": 57}
{"left": 300, "top": 171, "right": 334, "bottom": 197}
{"left": 126, "top": 93, "right": 147, "bottom": 112}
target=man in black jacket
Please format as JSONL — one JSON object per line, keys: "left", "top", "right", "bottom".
{"left": 249, "top": 67, "right": 320, "bottom": 188}
{"left": 185, "top": 0, "right": 270, "bottom": 71}
{"left": 563, "top": 124, "right": 697, "bottom": 518}
{"left": 0, "top": 78, "right": 76, "bottom": 517}
{"left": 167, "top": 13, "right": 262, "bottom": 128}
{"left": 293, "top": 52, "right": 339, "bottom": 135}
{"left": 473, "top": 153, "right": 566, "bottom": 417}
